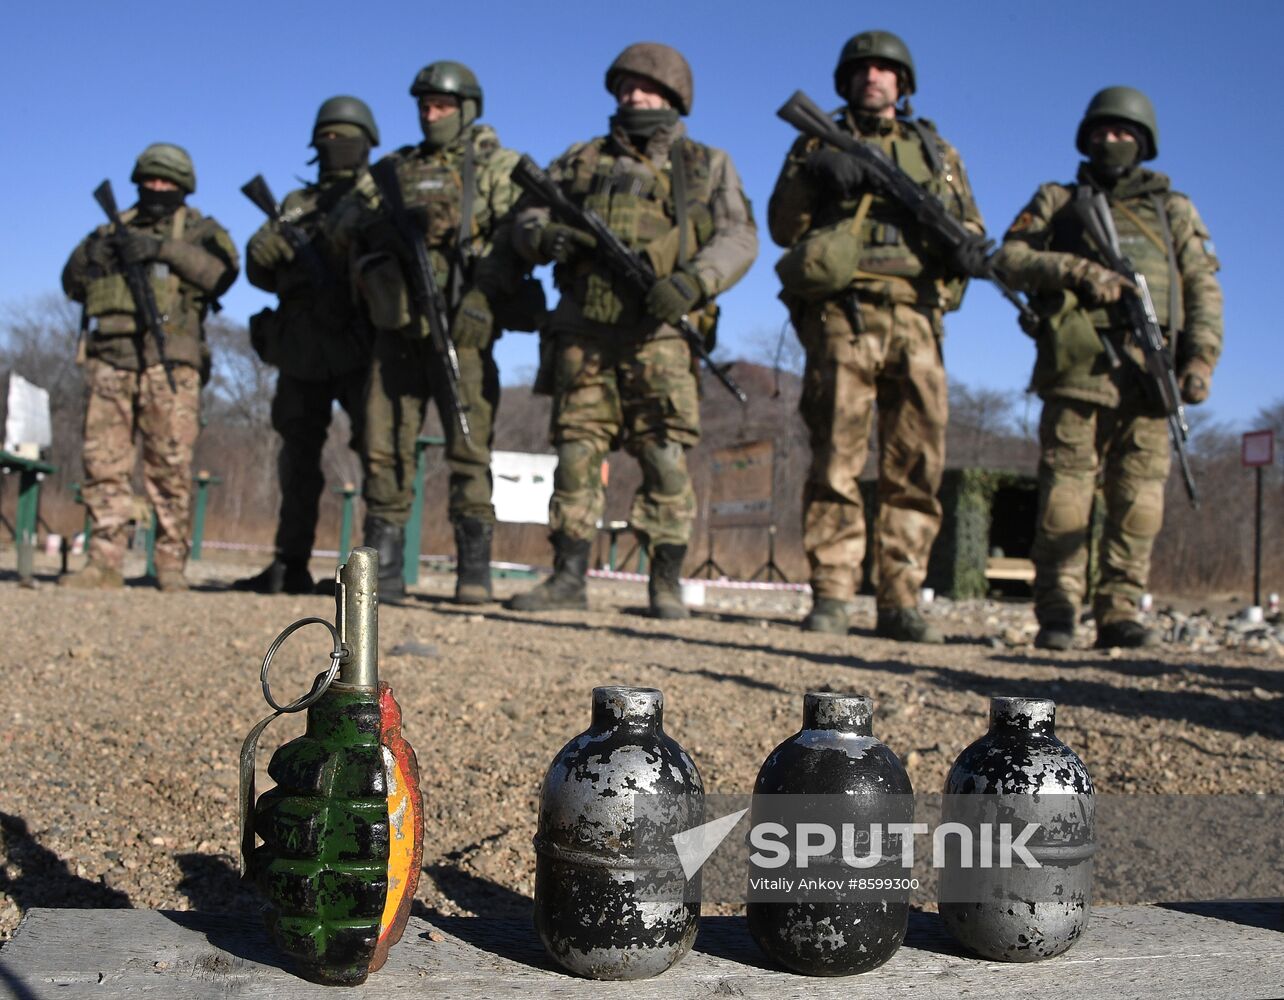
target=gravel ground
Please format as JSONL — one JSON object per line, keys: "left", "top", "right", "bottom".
{"left": 2, "top": 551, "right": 1282, "bottom": 942}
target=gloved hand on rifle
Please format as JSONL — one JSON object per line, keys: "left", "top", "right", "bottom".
{"left": 249, "top": 228, "right": 295, "bottom": 271}
{"left": 1178, "top": 358, "right": 1213, "bottom": 404}
{"left": 118, "top": 231, "right": 163, "bottom": 266}
{"left": 538, "top": 222, "right": 597, "bottom": 264}
{"left": 86, "top": 237, "right": 118, "bottom": 271}
{"left": 1066, "top": 257, "right": 1134, "bottom": 305}
{"left": 950, "top": 233, "right": 994, "bottom": 279}
{"left": 645, "top": 268, "right": 704, "bottom": 325}
{"left": 805, "top": 148, "right": 869, "bottom": 198}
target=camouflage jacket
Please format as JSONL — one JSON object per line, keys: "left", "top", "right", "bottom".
{"left": 328, "top": 124, "right": 532, "bottom": 341}
{"left": 513, "top": 120, "right": 758, "bottom": 338}
{"left": 62, "top": 205, "right": 238, "bottom": 371}
{"left": 996, "top": 164, "right": 1223, "bottom": 404}
{"left": 247, "top": 173, "right": 369, "bottom": 380}
{"left": 768, "top": 109, "right": 982, "bottom": 312}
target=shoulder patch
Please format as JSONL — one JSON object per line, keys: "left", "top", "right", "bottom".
{"left": 1006, "top": 211, "right": 1037, "bottom": 236}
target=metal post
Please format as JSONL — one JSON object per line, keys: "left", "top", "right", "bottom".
{"left": 145, "top": 509, "right": 158, "bottom": 579}
{"left": 405, "top": 435, "right": 446, "bottom": 586}
{"left": 15, "top": 467, "right": 39, "bottom": 585}
{"left": 1254, "top": 465, "right": 1264, "bottom": 609}
{"left": 334, "top": 481, "right": 358, "bottom": 560}
{"left": 190, "top": 470, "right": 221, "bottom": 561}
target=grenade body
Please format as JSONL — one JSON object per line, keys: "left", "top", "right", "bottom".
{"left": 939, "top": 697, "right": 1094, "bottom": 962}
{"left": 534, "top": 686, "right": 703, "bottom": 980}
{"left": 248, "top": 548, "right": 423, "bottom": 985}
{"left": 747, "top": 693, "right": 913, "bottom": 976}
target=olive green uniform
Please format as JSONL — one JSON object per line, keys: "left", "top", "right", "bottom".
{"left": 996, "top": 164, "right": 1223, "bottom": 627}
{"left": 330, "top": 124, "right": 524, "bottom": 529}
{"left": 513, "top": 122, "right": 758, "bottom": 548}
{"left": 62, "top": 200, "right": 238, "bottom": 577}
{"left": 247, "top": 177, "right": 371, "bottom": 564}
{"left": 769, "top": 110, "right": 982, "bottom": 609}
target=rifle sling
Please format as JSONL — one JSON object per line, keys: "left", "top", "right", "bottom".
{"left": 1148, "top": 192, "right": 1183, "bottom": 352}
{"left": 454, "top": 139, "right": 476, "bottom": 307}
{"left": 670, "top": 137, "right": 689, "bottom": 268}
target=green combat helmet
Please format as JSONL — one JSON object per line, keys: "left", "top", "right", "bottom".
{"left": 130, "top": 142, "right": 196, "bottom": 193}
{"left": 409, "top": 60, "right": 483, "bottom": 127}
{"left": 314, "top": 95, "right": 380, "bottom": 146}
{"left": 1076, "top": 86, "right": 1159, "bottom": 160}
{"left": 834, "top": 29, "right": 916, "bottom": 99}
{"left": 605, "top": 42, "right": 694, "bottom": 115}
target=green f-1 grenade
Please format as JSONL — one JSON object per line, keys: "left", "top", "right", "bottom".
{"left": 239, "top": 546, "right": 423, "bottom": 985}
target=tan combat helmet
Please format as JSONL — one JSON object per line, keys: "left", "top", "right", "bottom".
{"left": 130, "top": 142, "right": 196, "bottom": 194}
{"left": 605, "top": 42, "right": 693, "bottom": 115}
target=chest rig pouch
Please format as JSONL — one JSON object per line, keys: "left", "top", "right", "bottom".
{"left": 85, "top": 208, "right": 186, "bottom": 335}
{"left": 557, "top": 137, "right": 714, "bottom": 326}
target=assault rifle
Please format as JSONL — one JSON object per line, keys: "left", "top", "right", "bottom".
{"left": 511, "top": 154, "right": 748, "bottom": 405}
{"left": 92, "top": 179, "right": 177, "bottom": 392}
{"left": 776, "top": 90, "right": 1038, "bottom": 329}
{"left": 240, "top": 174, "right": 329, "bottom": 287}
{"left": 367, "top": 158, "right": 471, "bottom": 445}
{"left": 1076, "top": 189, "right": 1199, "bottom": 507}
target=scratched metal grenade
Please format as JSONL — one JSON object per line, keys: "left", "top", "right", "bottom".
{"left": 747, "top": 693, "right": 913, "bottom": 976}
{"left": 534, "top": 686, "right": 704, "bottom": 979}
{"left": 240, "top": 548, "right": 424, "bottom": 985}
{"left": 939, "top": 697, "right": 1094, "bottom": 962}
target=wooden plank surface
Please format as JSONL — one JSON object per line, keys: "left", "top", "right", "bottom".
{"left": 0, "top": 904, "right": 1280, "bottom": 999}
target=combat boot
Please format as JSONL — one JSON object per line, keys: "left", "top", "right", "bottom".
{"left": 875, "top": 606, "right": 944, "bottom": 644}
{"left": 802, "top": 597, "right": 850, "bottom": 634}
{"left": 59, "top": 562, "right": 124, "bottom": 590}
{"left": 1034, "top": 623, "right": 1075, "bottom": 651}
{"left": 453, "top": 518, "right": 494, "bottom": 604}
{"left": 156, "top": 567, "right": 190, "bottom": 592}
{"left": 232, "top": 558, "right": 315, "bottom": 595}
{"left": 363, "top": 515, "right": 405, "bottom": 600}
{"left": 648, "top": 544, "right": 689, "bottom": 620}
{"left": 507, "top": 532, "right": 589, "bottom": 611}
{"left": 1094, "top": 619, "right": 1159, "bottom": 649}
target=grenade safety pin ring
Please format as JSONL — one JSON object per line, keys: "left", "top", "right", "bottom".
{"left": 260, "top": 616, "right": 344, "bottom": 714}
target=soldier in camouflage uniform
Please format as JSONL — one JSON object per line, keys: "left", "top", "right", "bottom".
{"left": 60, "top": 143, "right": 239, "bottom": 591}
{"left": 234, "top": 97, "right": 380, "bottom": 595}
{"left": 769, "top": 31, "right": 989, "bottom": 642}
{"left": 507, "top": 42, "right": 758, "bottom": 619}
{"left": 996, "top": 87, "right": 1223, "bottom": 649}
{"left": 329, "top": 61, "right": 542, "bottom": 602}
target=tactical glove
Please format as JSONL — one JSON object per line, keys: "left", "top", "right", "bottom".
{"left": 1178, "top": 358, "right": 1213, "bottom": 405}
{"left": 805, "top": 148, "right": 867, "bottom": 198}
{"left": 119, "top": 232, "right": 163, "bottom": 266}
{"left": 645, "top": 269, "right": 704, "bottom": 325}
{"left": 1067, "top": 258, "right": 1133, "bottom": 305}
{"left": 950, "top": 233, "right": 994, "bottom": 279}
{"left": 538, "top": 223, "right": 597, "bottom": 264}
{"left": 249, "top": 229, "right": 295, "bottom": 271}
{"left": 86, "top": 238, "right": 117, "bottom": 271}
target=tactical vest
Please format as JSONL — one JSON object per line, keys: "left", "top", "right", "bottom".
{"left": 273, "top": 181, "right": 351, "bottom": 302}
{"left": 556, "top": 135, "right": 716, "bottom": 326}
{"left": 813, "top": 118, "right": 952, "bottom": 286}
{"left": 1050, "top": 179, "right": 1181, "bottom": 331}
{"left": 83, "top": 207, "right": 214, "bottom": 369}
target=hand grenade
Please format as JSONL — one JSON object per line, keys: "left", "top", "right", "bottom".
{"left": 239, "top": 547, "right": 423, "bottom": 984}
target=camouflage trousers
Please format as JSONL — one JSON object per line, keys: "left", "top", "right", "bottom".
{"left": 272, "top": 368, "right": 367, "bottom": 561}
{"left": 362, "top": 330, "right": 498, "bottom": 526}
{"left": 797, "top": 299, "right": 948, "bottom": 608}
{"left": 81, "top": 359, "right": 201, "bottom": 572}
{"left": 1032, "top": 394, "right": 1170, "bottom": 627}
{"left": 549, "top": 329, "right": 700, "bottom": 548}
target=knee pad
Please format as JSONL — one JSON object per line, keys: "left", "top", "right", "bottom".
{"left": 554, "top": 439, "right": 602, "bottom": 493}
{"left": 638, "top": 440, "right": 688, "bottom": 496}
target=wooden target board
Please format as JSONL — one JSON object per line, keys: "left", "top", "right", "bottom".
{"left": 708, "top": 440, "right": 775, "bottom": 528}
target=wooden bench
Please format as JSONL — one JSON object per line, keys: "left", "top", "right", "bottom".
{"left": 1, "top": 904, "right": 1279, "bottom": 998}
{"left": 0, "top": 450, "right": 56, "bottom": 586}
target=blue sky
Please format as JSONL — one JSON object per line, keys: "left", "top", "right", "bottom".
{"left": 3, "top": 0, "right": 1280, "bottom": 428}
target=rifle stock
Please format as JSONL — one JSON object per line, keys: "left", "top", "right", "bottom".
{"left": 511, "top": 155, "right": 747, "bottom": 405}
{"left": 92, "top": 179, "right": 178, "bottom": 392}
{"left": 368, "top": 159, "right": 471, "bottom": 444}
{"left": 775, "top": 90, "right": 1038, "bottom": 327}
{"left": 240, "top": 174, "right": 330, "bottom": 288}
